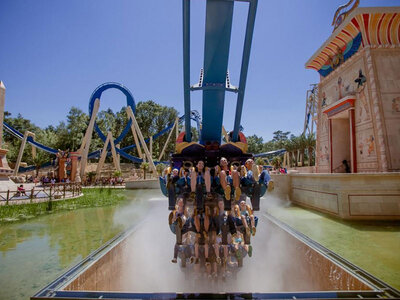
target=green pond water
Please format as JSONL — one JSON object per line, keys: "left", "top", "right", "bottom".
{"left": 0, "top": 189, "right": 152, "bottom": 300}
{"left": 263, "top": 196, "right": 400, "bottom": 290}
{"left": 0, "top": 189, "right": 399, "bottom": 299}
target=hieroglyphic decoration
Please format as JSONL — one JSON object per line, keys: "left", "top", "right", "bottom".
{"left": 392, "top": 97, "right": 400, "bottom": 114}
{"left": 365, "top": 47, "right": 388, "bottom": 171}
{"left": 307, "top": 11, "right": 400, "bottom": 75}
{"left": 355, "top": 69, "right": 370, "bottom": 124}
{"left": 357, "top": 131, "right": 376, "bottom": 161}
{"left": 332, "top": 0, "right": 360, "bottom": 30}
{"left": 318, "top": 143, "right": 330, "bottom": 165}
{"left": 356, "top": 84, "right": 371, "bottom": 124}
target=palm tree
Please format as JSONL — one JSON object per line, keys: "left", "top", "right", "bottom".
{"left": 290, "top": 135, "right": 300, "bottom": 167}
{"left": 156, "top": 163, "right": 167, "bottom": 176}
{"left": 305, "top": 133, "right": 316, "bottom": 166}
{"left": 271, "top": 156, "right": 282, "bottom": 169}
{"left": 140, "top": 162, "right": 149, "bottom": 179}
{"left": 298, "top": 134, "right": 308, "bottom": 167}
{"left": 284, "top": 139, "right": 294, "bottom": 168}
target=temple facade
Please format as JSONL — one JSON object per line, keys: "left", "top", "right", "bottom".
{"left": 306, "top": 6, "right": 400, "bottom": 173}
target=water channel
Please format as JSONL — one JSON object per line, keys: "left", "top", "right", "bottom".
{"left": 0, "top": 189, "right": 399, "bottom": 299}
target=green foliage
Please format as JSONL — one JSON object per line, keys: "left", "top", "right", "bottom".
{"left": 246, "top": 134, "right": 264, "bottom": 154}
{"left": 271, "top": 156, "right": 282, "bottom": 168}
{"left": 156, "top": 163, "right": 167, "bottom": 175}
{"left": 113, "top": 170, "right": 122, "bottom": 177}
{"left": 3, "top": 100, "right": 178, "bottom": 168}
{"left": 0, "top": 188, "right": 126, "bottom": 223}
{"left": 255, "top": 157, "right": 265, "bottom": 166}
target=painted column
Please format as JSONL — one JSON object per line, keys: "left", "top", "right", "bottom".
{"left": 328, "top": 118, "right": 333, "bottom": 173}
{"left": 69, "top": 152, "right": 80, "bottom": 182}
{"left": 365, "top": 47, "right": 388, "bottom": 172}
{"left": 0, "top": 81, "right": 12, "bottom": 176}
{"left": 58, "top": 157, "right": 66, "bottom": 180}
{"left": 349, "top": 108, "right": 357, "bottom": 173}
{"left": 0, "top": 81, "right": 6, "bottom": 147}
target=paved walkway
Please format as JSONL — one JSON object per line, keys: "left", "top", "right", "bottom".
{"left": 0, "top": 183, "right": 82, "bottom": 206}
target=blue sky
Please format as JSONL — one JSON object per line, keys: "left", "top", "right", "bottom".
{"left": 0, "top": 0, "right": 398, "bottom": 141}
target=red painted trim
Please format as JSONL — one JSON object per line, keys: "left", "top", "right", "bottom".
{"left": 336, "top": 36, "right": 347, "bottom": 45}
{"left": 326, "top": 45, "right": 336, "bottom": 54}
{"left": 351, "top": 18, "right": 364, "bottom": 47}
{"left": 342, "top": 29, "right": 353, "bottom": 38}
{"left": 351, "top": 18, "right": 361, "bottom": 32}
{"left": 350, "top": 109, "right": 357, "bottom": 173}
{"left": 377, "top": 13, "right": 385, "bottom": 45}
{"left": 348, "top": 194, "right": 400, "bottom": 216}
{"left": 387, "top": 13, "right": 396, "bottom": 44}
{"left": 323, "top": 98, "right": 356, "bottom": 114}
{"left": 331, "top": 41, "right": 341, "bottom": 49}
{"left": 363, "top": 14, "right": 371, "bottom": 45}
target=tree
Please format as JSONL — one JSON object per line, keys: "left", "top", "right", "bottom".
{"left": 271, "top": 156, "right": 282, "bottom": 169}
{"left": 140, "top": 162, "right": 149, "bottom": 179}
{"left": 305, "top": 133, "right": 316, "bottom": 166}
{"left": 297, "top": 134, "right": 307, "bottom": 167}
{"left": 66, "top": 107, "right": 89, "bottom": 151}
{"left": 272, "top": 130, "right": 291, "bottom": 142}
{"left": 284, "top": 139, "right": 294, "bottom": 167}
{"left": 255, "top": 157, "right": 265, "bottom": 166}
{"left": 247, "top": 134, "right": 264, "bottom": 154}
{"left": 290, "top": 135, "right": 300, "bottom": 167}
{"left": 156, "top": 163, "right": 167, "bottom": 175}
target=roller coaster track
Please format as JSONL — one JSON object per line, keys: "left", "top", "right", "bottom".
{"left": 4, "top": 111, "right": 201, "bottom": 172}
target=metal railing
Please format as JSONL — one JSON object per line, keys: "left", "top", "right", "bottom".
{"left": 0, "top": 182, "right": 82, "bottom": 205}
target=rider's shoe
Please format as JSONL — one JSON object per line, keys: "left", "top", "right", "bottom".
{"left": 252, "top": 226, "right": 256, "bottom": 236}
{"left": 168, "top": 211, "right": 174, "bottom": 225}
{"left": 234, "top": 186, "right": 241, "bottom": 201}
{"left": 248, "top": 245, "right": 253, "bottom": 257}
{"left": 235, "top": 249, "right": 242, "bottom": 260}
{"left": 224, "top": 185, "right": 231, "bottom": 200}
{"left": 171, "top": 258, "right": 177, "bottom": 263}
{"left": 252, "top": 164, "right": 260, "bottom": 182}
{"left": 216, "top": 257, "right": 221, "bottom": 265}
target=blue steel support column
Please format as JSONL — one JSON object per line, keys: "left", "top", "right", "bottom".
{"left": 200, "top": 0, "right": 234, "bottom": 144}
{"left": 232, "top": 0, "right": 258, "bottom": 142}
{"left": 183, "top": 0, "right": 191, "bottom": 142}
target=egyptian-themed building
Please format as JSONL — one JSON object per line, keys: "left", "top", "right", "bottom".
{"left": 306, "top": 4, "right": 400, "bottom": 173}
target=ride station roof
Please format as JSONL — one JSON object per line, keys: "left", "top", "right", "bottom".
{"left": 305, "top": 7, "right": 400, "bottom": 77}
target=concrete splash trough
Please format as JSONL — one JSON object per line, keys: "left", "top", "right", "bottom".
{"left": 32, "top": 213, "right": 400, "bottom": 299}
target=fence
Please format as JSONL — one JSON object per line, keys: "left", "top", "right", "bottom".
{"left": 0, "top": 182, "right": 82, "bottom": 205}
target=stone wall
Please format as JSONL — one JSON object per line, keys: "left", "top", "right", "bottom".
{"left": 372, "top": 48, "right": 400, "bottom": 171}
{"left": 272, "top": 173, "right": 400, "bottom": 220}
{"left": 315, "top": 47, "right": 400, "bottom": 173}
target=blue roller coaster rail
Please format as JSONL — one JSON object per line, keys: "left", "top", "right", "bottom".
{"left": 3, "top": 108, "right": 201, "bottom": 172}
{"left": 183, "top": 0, "right": 258, "bottom": 144}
